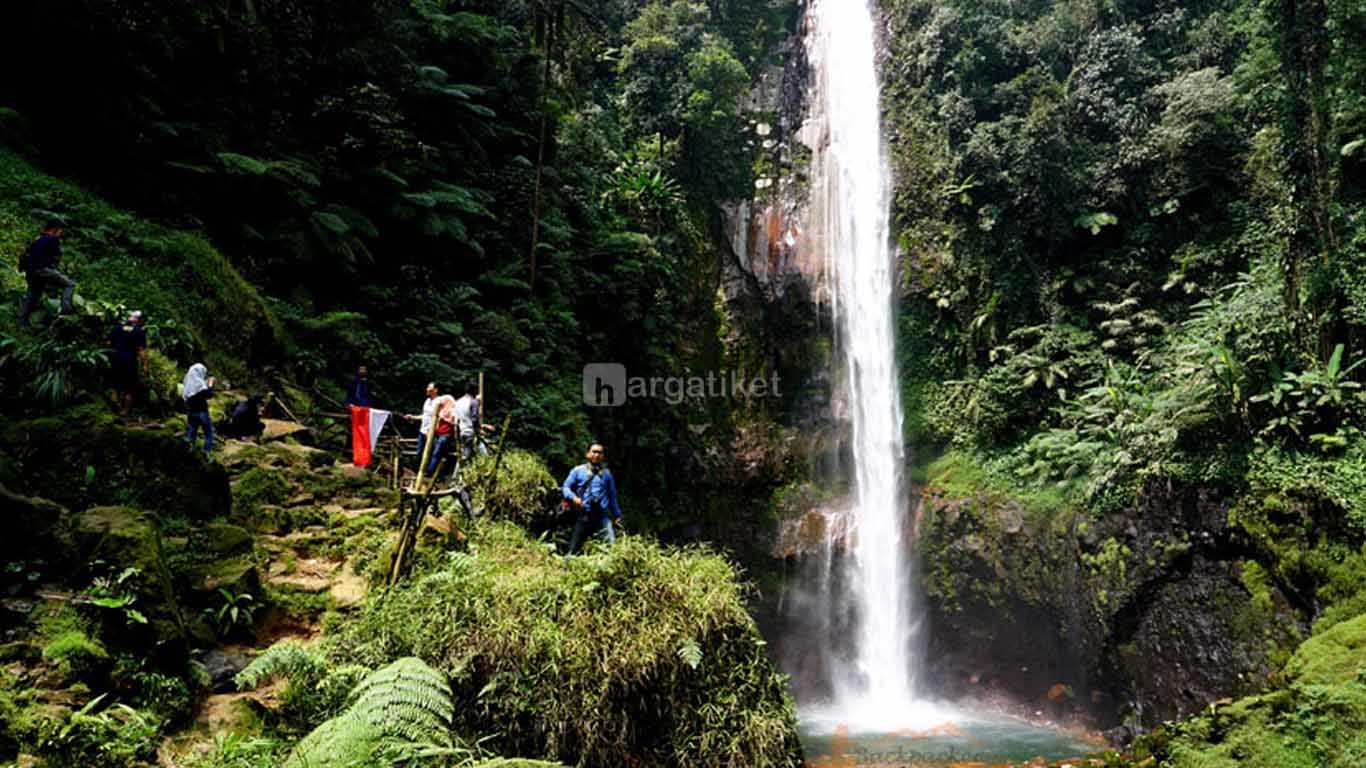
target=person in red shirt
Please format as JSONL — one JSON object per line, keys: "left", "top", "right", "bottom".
{"left": 423, "top": 391, "right": 458, "bottom": 477}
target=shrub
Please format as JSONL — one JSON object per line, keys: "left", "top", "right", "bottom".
{"left": 38, "top": 696, "right": 160, "bottom": 768}
{"left": 466, "top": 449, "right": 558, "bottom": 525}
{"left": 327, "top": 522, "right": 802, "bottom": 768}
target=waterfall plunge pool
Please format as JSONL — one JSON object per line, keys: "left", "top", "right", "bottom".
{"left": 797, "top": 704, "right": 1106, "bottom": 766}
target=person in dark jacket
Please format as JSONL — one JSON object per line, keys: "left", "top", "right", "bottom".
{"left": 182, "top": 363, "right": 216, "bottom": 454}
{"left": 562, "top": 443, "right": 624, "bottom": 554}
{"left": 344, "top": 365, "right": 372, "bottom": 408}
{"left": 108, "top": 310, "right": 148, "bottom": 415}
{"left": 17, "top": 221, "right": 76, "bottom": 327}
{"left": 220, "top": 395, "right": 265, "bottom": 440}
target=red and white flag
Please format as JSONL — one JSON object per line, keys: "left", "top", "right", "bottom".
{"left": 350, "top": 405, "right": 391, "bottom": 467}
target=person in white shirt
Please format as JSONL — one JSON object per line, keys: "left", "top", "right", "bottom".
{"left": 454, "top": 381, "right": 481, "bottom": 462}
{"left": 406, "top": 382, "right": 441, "bottom": 468}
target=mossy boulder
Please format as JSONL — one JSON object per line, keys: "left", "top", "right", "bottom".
{"left": 41, "top": 630, "right": 110, "bottom": 682}
{"left": 233, "top": 467, "right": 291, "bottom": 516}
{"left": 196, "top": 521, "right": 254, "bottom": 558}
{"left": 917, "top": 455, "right": 1301, "bottom": 729}
{"left": 77, "top": 507, "right": 161, "bottom": 577}
{"left": 76, "top": 506, "right": 259, "bottom": 644}
{"left": 1286, "top": 614, "right": 1366, "bottom": 686}
{"left": 3, "top": 417, "right": 231, "bottom": 520}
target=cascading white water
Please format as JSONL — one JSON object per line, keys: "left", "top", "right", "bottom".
{"left": 805, "top": 0, "right": 927, "bottom": 728}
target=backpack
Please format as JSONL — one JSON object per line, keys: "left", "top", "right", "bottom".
{"left": 17, "top": 241, "right": 31, "bottom": 273}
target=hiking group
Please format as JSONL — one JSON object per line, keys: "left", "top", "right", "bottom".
{"left": 15, "top": 222, "right": 266, "bottom": 456}
{"left": 16, "top": 223, "right": 625, "bottom": 553}
{"left": 405, "top": 380, "right": 488, "bottom": 482}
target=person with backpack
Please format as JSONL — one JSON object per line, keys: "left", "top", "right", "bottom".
{"left": 108, "top": 310, "right": 148, "bottom": 415}
{"left": 182, "top": 363, "right": 216, "bottom": 455}
{"left": 17, "top": 221, "right": 76, "bottom": 328}
{"left": 561, "top": 443, "right": 624, "bottom": 555}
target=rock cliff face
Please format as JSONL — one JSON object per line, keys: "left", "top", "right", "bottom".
{"left": 722, "top": 6, "right": 818, "bottom": 305}
{"left": 717, "top": 3, "right": 837, "bottom": 435}
{"left": 917, "top": 475, "right": 1304, "bottom": 735}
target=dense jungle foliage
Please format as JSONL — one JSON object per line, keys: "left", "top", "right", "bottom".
{"left": 6, "top": 0, "right": 1366, "bottom": 765}
{"left": 886, "top": 0, "right": 1366, "bottom": 518}
{"left": 0, "top": 3, "right": 806, "bottom": 765}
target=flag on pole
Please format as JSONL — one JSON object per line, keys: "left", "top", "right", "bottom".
{"left": 350, "top": 405, "right": 391, "bottom": 467}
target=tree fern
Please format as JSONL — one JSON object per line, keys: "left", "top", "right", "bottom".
{"left": 285, "top": 657, "right": 454, "bottom": 768}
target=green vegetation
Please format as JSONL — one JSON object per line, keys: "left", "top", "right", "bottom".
{"left": 0, "top": 0, "right": 799, "bottom": 529}
{"left": 466, "top": 449, "right": 558, "bottom": 525}
{"left": 40, "top": 630, "right": 109, "bottom": 682}
{"left": 0, "top": 2, "right": 798, "bottom": 767}
{"left": 7, "top": 0, "right": 1364, "bottom": 763}
{"left": 0, "top": 148, "right": 282, "bottom": 384}
{"left": 889, "top": 2, "right": 1366, "bottom": 752}
{"left": 1137, "top": 615, "right": 1366, "bottom": 767}
{"left": 885, "top": 0, "right": 1366, "bottom": 518}
{"left": 313, "top": 522, "right": 799, "bottom": 767}
{"left": 280, "top": 657, "right": 456, "bottom": 768}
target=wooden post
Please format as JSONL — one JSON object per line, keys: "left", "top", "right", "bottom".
{"left": 413, "top": 420, "right": 436, "bottom": 491}
{"left": 390, "top": 456, "right": 448, "bottom": 586}
{"left": 482, "top": 415, "right": 513, "bottom": 499}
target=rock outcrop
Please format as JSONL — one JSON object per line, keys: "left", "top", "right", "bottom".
{"left": 918, "top": 475, "right": 1304, "bottom": 734}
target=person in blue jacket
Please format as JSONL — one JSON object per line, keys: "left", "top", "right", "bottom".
{"left": 562, "top": 443, "right": 623, "bottom": 554}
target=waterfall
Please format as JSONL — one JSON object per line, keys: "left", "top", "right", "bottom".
{"left": 798, "top": 0, "right": 930, "bottom": 729}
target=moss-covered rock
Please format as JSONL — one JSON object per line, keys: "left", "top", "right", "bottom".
{"left": 41, "top": 630, "right": 109, "bottom": 682}
{"left": 1122, "top": 610, "right": 1366, "bottom": 765}
{"left": 917, "top": 453, "right": 1302, "bottom": 730}
{"left": 2, "top": 417, "right": 231, "bottom": 520}
{"left": 232, "top": 467, "right": 291, "bottom": 516}
{"left": 1285, "top": 614, "right": 1366, "bottom": 686}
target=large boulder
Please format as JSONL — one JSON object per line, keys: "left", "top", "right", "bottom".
{"left": 917, "top": 474, "right": 1303, "bottom": 730}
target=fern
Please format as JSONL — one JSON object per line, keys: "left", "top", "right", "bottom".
{"left": 676, "top": 640, "right": 703, "bottom": 670}
{"left": 234, "top": 641, "right": 324, "bottom": 690}
{"left": 284, "top": 657, "right": 455, "bottom": 768}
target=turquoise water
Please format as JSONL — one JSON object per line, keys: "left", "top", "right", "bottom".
{"left": 799, "top": 711, "right": 1105, "bottom": 766}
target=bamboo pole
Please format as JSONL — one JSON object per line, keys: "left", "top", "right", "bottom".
{"left": 390, "top": 455, "right": 448, "bottom": 586}
{"left": 482, "top": 415, "right": 513, "bottom": 498}
{"left": 413, "top": 415, "right": 437, "bottom": 491}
